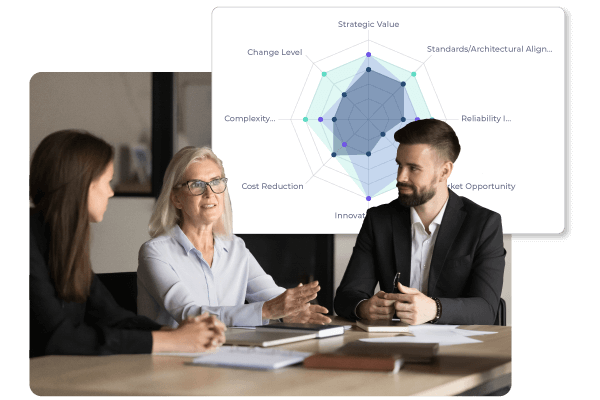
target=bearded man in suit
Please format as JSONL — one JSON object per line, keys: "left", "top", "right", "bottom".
{"left": 334, "top": 119, "right": 506, "bottom": 325}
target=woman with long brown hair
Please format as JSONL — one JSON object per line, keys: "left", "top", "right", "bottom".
{"left": 30, "top": 129, "right": 226, "bottom": 357}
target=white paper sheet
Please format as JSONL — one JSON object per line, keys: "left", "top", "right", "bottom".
{"left": 409, "top": 325, "right": 459, "bottom": 332}
{"left": 452, "top": 329, "right": 498, "bottom": 337}
{"left": 360, "top": 326, "right": 497, "bottom": 346}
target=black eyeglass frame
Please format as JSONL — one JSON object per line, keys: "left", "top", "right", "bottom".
{"left": 174, "top": 178, "right": 228, "bottom": 196}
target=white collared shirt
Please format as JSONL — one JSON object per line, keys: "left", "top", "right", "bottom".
{"left": 409, "top": 199, "right": 449, "bottom": 295}
{"left": 137, "top": 225, "right": 285, "bottom": 328}
{"left": 354, "top": 198, "right": 450, "bottom": 318}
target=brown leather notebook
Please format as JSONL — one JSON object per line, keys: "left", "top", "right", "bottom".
{"left": 336, "top": 341, "right": 439, "bottom": 363}
{"left": 303, "top": 353, "right": 402, "bottom": 372}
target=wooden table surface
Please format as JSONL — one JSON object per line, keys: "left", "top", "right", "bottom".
{"left": 30, "top": 318, "right": 511, "bottom": 396}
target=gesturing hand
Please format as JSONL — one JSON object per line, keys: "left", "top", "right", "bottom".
{"left": 262, "top": 281, "right": 320, "bottom": 320}
{"left": 283, "top": 304, "right": 331, "bottom": 325}
{"left": 356, "top": 291, "right": 396, "bottom": 320}
{"left": 383, "top": 282, "right": 437, "bottom": 325}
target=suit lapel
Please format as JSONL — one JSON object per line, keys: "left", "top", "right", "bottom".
{"left": 391, "top": 200, "right": 412, "bottom": 287}
{"left": 428, "top": 190, "right": 466, "bottom": 294}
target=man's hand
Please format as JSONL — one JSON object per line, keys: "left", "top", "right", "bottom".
{"left": 283, "top": 304, "right": 332, "bottom": 324}
{"left": 356, "top": 291, "right": 396, "bottom": 320}
{"left": 262, "top": 281, "right": 320, "bottom": 320}
{"left": 383, "top": 282, "right": 437, "bottom": 325}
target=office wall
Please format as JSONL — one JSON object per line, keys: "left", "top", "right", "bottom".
{"left": 334, "top": 234, "right": 512, "bottom": 325}
{"left": 88, "top": 198, "right": 154, "bottom": 273}
{"left": 30, "top": 73, "right": 152, "bottom": 189}
{"left": 176, "top": 72, "right": 212, "bottom": 150}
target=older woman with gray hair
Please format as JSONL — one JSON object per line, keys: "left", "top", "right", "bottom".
{"left": 137, "top": 146, "right": 331, "bottom": 327}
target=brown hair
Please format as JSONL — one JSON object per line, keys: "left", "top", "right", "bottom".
{"left": 393, "top": 119, "right": 461, "bottom": 163}
{"left": 30, "top": 130, "right": 114, "bottom": 303}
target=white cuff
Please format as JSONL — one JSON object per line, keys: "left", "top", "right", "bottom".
{"left": 354, "top": 299, "right": 368, "bottom": 320}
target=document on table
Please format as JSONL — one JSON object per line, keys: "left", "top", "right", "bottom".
{"left": 360, "top": 326, "right": 497, "bottom": 346}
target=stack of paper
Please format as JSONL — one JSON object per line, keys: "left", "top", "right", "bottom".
{"left": 360, "top": 325, "right": 497, "bottom": 346}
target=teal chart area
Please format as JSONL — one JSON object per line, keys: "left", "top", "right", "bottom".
{"left": 294, "top": 46, "right": 441, "bottom": 202}
{"left": 213, "top": 7, "right": 565, "bottom": 234}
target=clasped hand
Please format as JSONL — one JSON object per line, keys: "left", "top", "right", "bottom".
{"left": 263, "top": 281, "right": 331, "bottom": 324}
{"left": 177, "top": 312, "right": 227, "bottom": 352}
{"left": 357, "top": 282, "right": 437, "bottom": 325}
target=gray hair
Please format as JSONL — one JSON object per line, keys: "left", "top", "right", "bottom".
{"left": 149, "top": 146, "right": 233, "bottom": 239}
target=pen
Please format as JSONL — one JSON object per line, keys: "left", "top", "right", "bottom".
{"left": 392, "top": 272, "right": 401, "bottom": 294}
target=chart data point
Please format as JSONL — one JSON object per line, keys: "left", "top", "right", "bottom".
{"left": 401, "top": 81, "right": 406, "bottom": 87}
{"left": 342, "top": 92, "right": 347, "bottom": 97}
{"left": 415, "top": 117, "right": 420, "bottom": 121}
{"left": 342, "top": 142, "right": 347, "bottom": 147}
{"left": 366, "top": 151, "right": 371, "bottom": 157}
{"left": 332, "top": 117, "right": 337, "bottom": 122}
{"left": 366, "top": 196, "right": 371, "bottom": 201}
{"left": 331, "top": 152, "right": 337, "bottom": 157}
{"left": 411, "top": 72, "right": 416, "bottom": 77}
{"left": 381, "top": 132, "right": 386, "bottom": 137}
{"left": 366, "top": 52, "right": 371, "bottom": 57}
{"left": 322, "top": 71, "right": 327, "bottom": 77}
{"left": 318, "top": 117, "right": 323, "bottom": 122}
{"left": 366, "top": 67, "right": 371, "bottom": 72}
{"left": 401, "top": 117, "right": 406, "bottom": 122}
{"left": 302, "top": 117, "right": 308, "bottom": 122}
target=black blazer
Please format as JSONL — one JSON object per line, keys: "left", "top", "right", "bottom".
{"left": 30, "top": 211, "right": 162, "bottom": 357}
{"left": 334, "top": 190, "right": 506, "bottom": 325}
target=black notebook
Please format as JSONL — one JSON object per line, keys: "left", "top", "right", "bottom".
{"left": 258, "top": 322, "right": 345, "bottom": 338}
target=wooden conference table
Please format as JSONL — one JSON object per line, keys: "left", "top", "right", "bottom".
{"left": 30, "top": 317, "right": 511, "bottom": 396}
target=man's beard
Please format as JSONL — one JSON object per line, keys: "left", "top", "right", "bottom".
{"left": 397, "top": 181, "right": 437, "bottom": 207}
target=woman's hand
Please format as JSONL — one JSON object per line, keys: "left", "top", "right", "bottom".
{"left": 262, "top": 281, "right": 321, "bottom": 320}
{"left": 152, "top": 312, "right": 226, "bottom": 353}
{"left": 283, "top": 304, "right": 331, "bottom": 324}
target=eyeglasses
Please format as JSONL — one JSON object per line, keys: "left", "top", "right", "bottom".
{"left": 174, "top": 178, "right": 228, "bottom": 196}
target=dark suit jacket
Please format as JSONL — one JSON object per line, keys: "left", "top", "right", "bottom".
{"left": 30, "top": 211, "right": 162, "bottom": 357}
{"left": 334, "top": 190, "right": 506, "bottom": 325}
